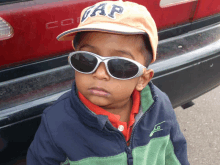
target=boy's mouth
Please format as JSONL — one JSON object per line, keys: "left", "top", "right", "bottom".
{"left": 89, "top": 87, "right": 110, "bottom": 96}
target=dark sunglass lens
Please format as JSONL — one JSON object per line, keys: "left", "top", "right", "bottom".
{"left": 108, "top": 59, "right": 138, "bottom": 79}
{"left": 70, "top": 53, "right": 97, "bottom": 72}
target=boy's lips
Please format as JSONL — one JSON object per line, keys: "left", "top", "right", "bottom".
{"left": 89, "top": 87, "right": 110, "bottom": 96}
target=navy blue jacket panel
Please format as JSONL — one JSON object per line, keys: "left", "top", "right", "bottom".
{"left": 27, "top": 81, "right": 189, "bottom": 165}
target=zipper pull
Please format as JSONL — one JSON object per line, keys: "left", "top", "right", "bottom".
{"left": 126, "top": 146, "right": 132, "bottom": 154}
{"left": 126, "top": 146, "right": 133, "bottom": 165}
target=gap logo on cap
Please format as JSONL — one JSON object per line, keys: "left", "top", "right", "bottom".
{"left": 81, "top": 3, "right": 124, "bottom": 23}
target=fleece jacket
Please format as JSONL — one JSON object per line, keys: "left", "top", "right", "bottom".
{"left": 27, "top": 81, "right": 190, "bottom": 165}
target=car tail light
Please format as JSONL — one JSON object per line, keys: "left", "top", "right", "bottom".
{"left": 0, "top": 17, "right": 14, "bottom": 41}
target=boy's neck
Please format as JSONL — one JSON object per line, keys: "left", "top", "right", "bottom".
{"left": 100, "top": 97, "right": 133, "bottom": 124}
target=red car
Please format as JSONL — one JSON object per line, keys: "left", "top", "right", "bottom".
{"left": 0, "top": 0, "right": 220, "bottom": 164}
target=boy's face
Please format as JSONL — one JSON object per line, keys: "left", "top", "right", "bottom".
{"left": 74, "top": 31, "right": 154, "bottom": 109}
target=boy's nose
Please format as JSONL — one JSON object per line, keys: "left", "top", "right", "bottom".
{"left": 92, "top": 62, "right": 110, "bottom": 80}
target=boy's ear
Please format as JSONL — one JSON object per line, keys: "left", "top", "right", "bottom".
{"left": 135, "top": 69, "right": 154, "bottom": 91}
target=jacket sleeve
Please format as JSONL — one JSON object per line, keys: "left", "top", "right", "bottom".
{"left": 166, "top": 111, "right": 190, "bottom": 165}
{"left": 27, "top": 112, "right": 66, "bottom": 165}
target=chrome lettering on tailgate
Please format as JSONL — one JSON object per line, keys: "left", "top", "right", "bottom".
{"left": 46, "top": 18, "right": 79, "bottom": 29}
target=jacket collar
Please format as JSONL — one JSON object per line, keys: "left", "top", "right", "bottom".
{"left": 69, "top": 81, "right": 108, "bottom": 130}
{"left": 69, "top": 81, "right": 158, "bottom": 130}
{"left": 140, "top": 81, "right": 157, "bottom": 113}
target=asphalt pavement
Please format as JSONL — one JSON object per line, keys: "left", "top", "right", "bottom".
{"left": 174, "top": 85, "right": 220, "bottom": 165}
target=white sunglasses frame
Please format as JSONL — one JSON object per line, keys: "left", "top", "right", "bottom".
{"left": 68, "top": 51, "right": 147, "bottom": 80}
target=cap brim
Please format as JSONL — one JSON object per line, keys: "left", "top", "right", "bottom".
{"left": 57, "top": 23, "right": 145, "bottom": 41}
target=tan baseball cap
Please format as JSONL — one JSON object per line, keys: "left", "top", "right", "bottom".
{"left": 57, "top": 0, "right": 158, "bottom": 63}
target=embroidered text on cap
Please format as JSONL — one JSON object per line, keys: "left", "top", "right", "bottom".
{"left": 81, "top": 3, "right": 124, "bottom": 22}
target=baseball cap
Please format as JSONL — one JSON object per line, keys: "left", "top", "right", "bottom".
{"left": 57, "top": 0, "right": 158, "bottom": 63}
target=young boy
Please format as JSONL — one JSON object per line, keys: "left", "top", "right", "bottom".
{"left": 27, "top": 1, "right": 189, "bottom": 165}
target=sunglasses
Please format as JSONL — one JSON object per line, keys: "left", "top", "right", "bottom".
{"left": 68, "top": 51, "right": 146, "bottom": 80}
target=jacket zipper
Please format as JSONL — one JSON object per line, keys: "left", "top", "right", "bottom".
{"left": 105, "top": 96, "right": 158, "bottom": 165}
{"left": 105, "top": 122, "right": 132, "bottom": 165}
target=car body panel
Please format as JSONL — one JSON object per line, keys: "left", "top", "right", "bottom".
{"left": 193, "top": 0, "right": 220, "bottom": 20}
{"left": 1, "top": 0, "right": 198, "bottom": 68}
{"left": 0, "top": 0, "right": 96, "bottom": 67}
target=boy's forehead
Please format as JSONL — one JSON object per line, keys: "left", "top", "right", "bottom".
{"left": 75, "top": 31, "right": 146, "bottom": 63}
